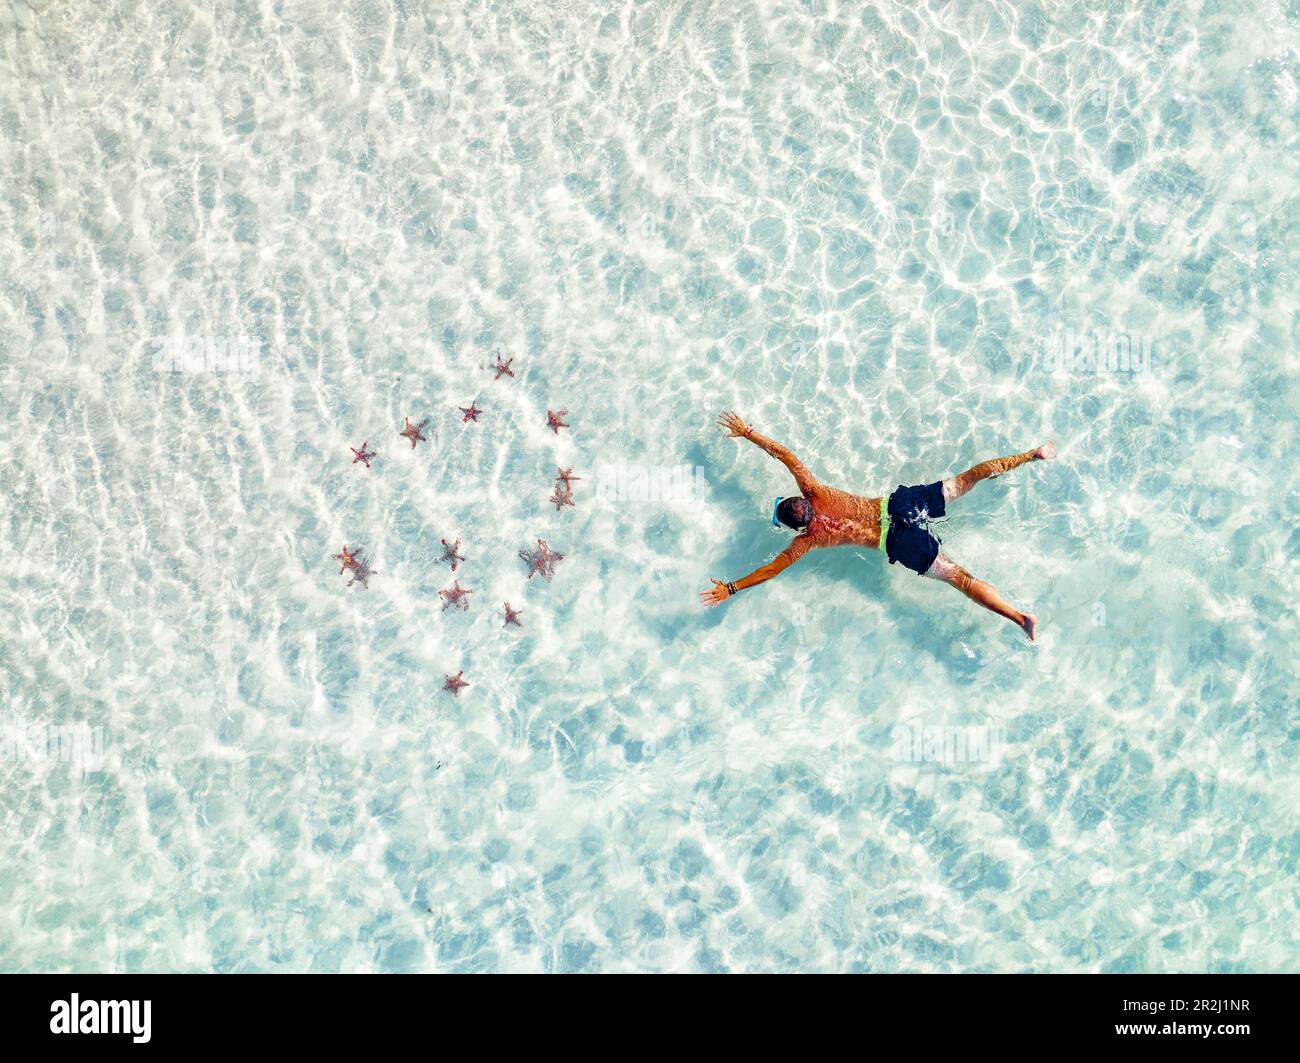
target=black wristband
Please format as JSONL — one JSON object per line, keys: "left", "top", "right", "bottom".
{"left": 726, "top": 582, "right": 738, "bottom": 595}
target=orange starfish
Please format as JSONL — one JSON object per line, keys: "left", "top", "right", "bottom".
{"left": 438, "top": 579, "right": 473, "bottom": 611}
{"left": 347, "top": 558, "right": 376, "bottom": 589}
{"left": 332, "top": 544, "right": 360, "bottom": 573}
{"left": 439, "top": 537, "right": 465, "bottom": 571}
{"left": 400, "top": 417, "right": 429, "bottom": 449}
{"left": 519, "top": 539, "right": 564, "bottom": 581}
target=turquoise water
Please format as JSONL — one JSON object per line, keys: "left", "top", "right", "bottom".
{"left": 2, "top": 0, "right": 1297, "bottom": 972}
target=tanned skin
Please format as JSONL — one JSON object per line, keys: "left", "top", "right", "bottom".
{"left": 700, "top": 411, "right": 1056, "bottom": 641}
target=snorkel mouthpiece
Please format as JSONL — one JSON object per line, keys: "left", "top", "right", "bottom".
{"left": 771, "top": 497, "right": 784, "bottom": 527}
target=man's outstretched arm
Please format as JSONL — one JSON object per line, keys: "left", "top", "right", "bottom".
{"left": 700, "top": 535, "right": 814, "bottom": 607}
{"left": 716, "top": 411, "right": 817, "bottom": 495}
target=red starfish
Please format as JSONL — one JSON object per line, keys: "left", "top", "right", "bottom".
{"left": 519, "top": 538, "right": 564, "bottom": 581}
{"left": 459, "top": 400, "right": 483, "bottom": 423}
{"left": 555, "top": 467, "right": 581, "bottom": 489}
{"left": 546, "top": 409, "right": 569, "bottom": 434}
{"left": 502, "top": 602, "right": 523, "bottom": 627}
{"left": 347, "top": 559, "right": 376, "bottom": 589}
{"left": 400, "top": 417, "right": 429, "bottom": 449}
{"left": 438, "top": 579, "right": 473, "bottom": 611}
{"left": 444, "top": 670, "right": 469, "bottom": 696}
{"left": 350, "top": 441, "right": 376, "bottom": 468}
{"left": 439, "top": 537, "right": 465, "bottom": 571}
{"left": 492, "top": 352, "right": 514, "bottom": 380}
{"left": 332, "top": 544, "right": 360, "bottom": 573}
{"left": 549, "top": 483, "right": 575, "bottom": 510}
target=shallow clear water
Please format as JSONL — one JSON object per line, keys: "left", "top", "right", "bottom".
{"left": 1, "top": 0, "right": 1298, "bottom": 972}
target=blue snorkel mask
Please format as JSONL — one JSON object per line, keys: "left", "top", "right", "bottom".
{"left": 771, "top": 496, "right": 784, "bottom": 527}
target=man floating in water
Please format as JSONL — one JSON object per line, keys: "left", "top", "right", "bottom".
{"left": 699, "top": 411, "right": 1056, "bottom": 641}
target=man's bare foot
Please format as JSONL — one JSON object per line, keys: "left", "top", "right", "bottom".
{"left": 1020, "top": 613, "right": 1037, "bottom": 641}
{"left": 1033, "top": 441, "right": 1057, "bottom": 461}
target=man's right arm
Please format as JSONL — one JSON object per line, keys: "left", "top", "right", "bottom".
{"left": 745, "top": 429, "right": 818, "bottom": 495}
{"left": 716, "top": 410, "right": 818, "bottom": 495}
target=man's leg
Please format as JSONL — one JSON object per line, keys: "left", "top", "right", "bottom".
{"left": 942, "top": 441, "right": 1056, "bottom": 502}
{"left": 926, "top": 553, "right": 1037, "bottom": 641}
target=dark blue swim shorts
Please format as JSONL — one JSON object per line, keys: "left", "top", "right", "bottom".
{"left": 885, "top": 481, "right": 946, "bottom": 575}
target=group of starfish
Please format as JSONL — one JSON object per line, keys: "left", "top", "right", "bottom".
{"left": 550, "top": 466, "right": 580, "bottom": 510}
{"left": 334, "top": 352, "right": 574, "bottom": 697}
{"left": 331, "top": 543, "right": 376, "bottom": 589}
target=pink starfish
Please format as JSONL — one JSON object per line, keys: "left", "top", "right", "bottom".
{"left": 546, "top": 409, "right": 569, "bottom": 434}
{"left": 459, "top": 400, "right": 483, "bottom": 423}
{"left": 400, "top": 417, "right": 429, "bottom": 449}
{"left": 555, "top": 467, "right": 581, "bottom": 489}
{"left": 438, "top": 579, "right": 473, "bottom": 611}
{"left": 350, "top": 441, "right": 376, "bottom": 468}
{"left": 347, "top": 558, "right": 376, "bottom": 589}
{"left": 502, "top": 602, "right": 523, "bottom": 628}
{"left": 332, "top": 544, "right": 360, "bottom": 573}
{"left": 444, "top": 670, "right": 469, "bottom": 696}
{"left": 492, "top": 352, "right": 514, "bottom": 380}
{"left": 439, "top": 537, "right": 465, "bottom": 571}
{"left": 519, "top": 538, "right": 564, "bottom": 581}
{"left": 549, "top": 483, "right": 575, "bottom": 510}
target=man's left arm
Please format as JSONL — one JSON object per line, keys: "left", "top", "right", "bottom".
{"left": 700, "top": 535, "right": 815, "bottom": 607}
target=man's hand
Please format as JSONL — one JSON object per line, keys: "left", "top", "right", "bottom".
{"left": 716, "top": 410, "right": 751, "bottom": 439}
{"left": 699, "top": 579, "right": 731, "bottom": 607}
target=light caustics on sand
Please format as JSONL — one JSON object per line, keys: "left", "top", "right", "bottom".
{"left": 0, "top": 1, "right": 1296, "bottom": 972}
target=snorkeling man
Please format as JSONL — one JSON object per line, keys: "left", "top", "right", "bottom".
{"left": 699, "top": 411, "right": 1056, "bottom": 640}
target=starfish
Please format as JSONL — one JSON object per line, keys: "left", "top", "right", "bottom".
{"left": 492, "top": 352, "right": 514, "bottom": 380}
{"left": 332, "top": 544, "right": 361, "bottom": 573}
{"left": 400, "top": 416, "right": 430, "bottom": 449}
{"left": 459, "top": 400, "right": 483, "bottom": 423}
{"left": 439, "top": 537, "right": 465, "bottom": 571}
{"left": 519, "top": 538, "right": 564, "bottom": 582}
{"left": 347, "top": 559, "right": 376, "bottom": 589}
{"left": 350, "top": 441, "right": 376, "bottom": 468}
{"left": 443, "top": 670, "right": 469, "bottom": 696}
{"left": 549, "top": 483, "right": 575, "bottom": 510}
{"left": 502, "top": 602, "right": 523, "bottom": 627}
{"left": 546, "top": 409, "right": 569, "bottom": 434}
{"left": 555, "top": 467, "right": 581, "bottom": 489}
{"left": 438, "top": 579, "right": 473, "bottom": 611}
